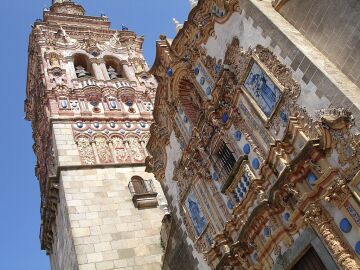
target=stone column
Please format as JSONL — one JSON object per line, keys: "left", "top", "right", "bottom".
{"left": 122, "top": 62, "right": 137, "bottom": 82}
{"left": 100, "top": 63, "right": 110, "bottom": 80}
{"left": 90, "top": 60, "right": 104, "bottom": 80}
{"left": 304, "top": 203, "right": 360, "bottom": 270}
{"left": 123, "top": 139, "right": 134, "bottom": 163}
{"left": 66, "top": 58, "right": 77, "bottom": 80}
{"left": 139, "top": 139, "right": 148, "bottom": 157}
{"left": 90, "top": 139, "right": 101, "bottom": 164}
{"left": 108, "top": 140, "right": 118, "bottom": 163}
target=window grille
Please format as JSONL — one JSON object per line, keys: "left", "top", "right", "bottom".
{"left": 128, "top": 178, "right": 157, "bottom": 196}
{"left": 217, "top": 142, "right": 236, "bottom": 177}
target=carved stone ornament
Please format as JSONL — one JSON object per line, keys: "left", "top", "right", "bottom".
{"left": 48, "top": 67, "right": 65, "bottom": 77}
{"left": 304, "top": 203, "right": 360, "bottom": 270}
{"left": 77, "top": 136, "right": 96, "bottom": 165}
{"left": 112, "top": 137, "right": 129, "bottom": 162}
{"left": 224, "top": 38, "right": 252, "bottom": 84}
{"left": 322, "top": 177, "right": 350, "bottom": 206}
{"left": 82, "top": 36, "right": 100, "bottom": 56}
{"left": 127, "top": 136, "right": 145, "bottom": 161}
{"left": 315, "top": 108, "right": 360, "bottom": 180}
{"left": 95, "top": 137, "right": 112, "bottom": 163}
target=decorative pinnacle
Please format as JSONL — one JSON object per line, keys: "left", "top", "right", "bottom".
{"left": 173, "top": 18, "right": 183, "bottom": 34}
{"left": 189, "top": 0, "right": 198, "bottom": 9}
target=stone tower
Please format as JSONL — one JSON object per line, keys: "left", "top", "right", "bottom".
{"left": 25, "top": 1, "right": 166, "bottom": 269}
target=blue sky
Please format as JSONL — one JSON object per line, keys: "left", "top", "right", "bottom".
{"left": 0, "top": 1, "right": 188, "bottom": 269}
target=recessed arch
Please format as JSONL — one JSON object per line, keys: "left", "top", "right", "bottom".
{"left": 73, "top": 53, "right": 93, "bottom": 78}
{"left": 103, "top": 55, "right": 125, "bottom": 80}
{"left": 172, "top": 69, "right": 202, "bottom": 125}
{"left": 130, "top": 176, "right": 147, "bottom": 194}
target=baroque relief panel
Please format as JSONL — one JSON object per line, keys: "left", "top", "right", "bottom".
{"left": 76, "top": 136, "right": 95, "bottom": 165}
{"left": 73, "top": 121, "right": 150, "bottom": 165}
{"left": 94, "top": 136, "right": 112, "bottom": 163}
{"left": 185, "top": 190, "right": 208, "bottom": 236}
{"left": 111, "top": 136, "right": 129, "bottom": 162}
{"left": 243, "top": 61, "right": 282, "bottom": 119}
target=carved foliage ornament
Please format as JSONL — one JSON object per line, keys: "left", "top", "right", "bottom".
{"left": 304, "top": 204, "right": 360, "bottom": 270}
{"left": 127, "top": 136, "right": 145, "bottom": 161}
{"left": 112, "top": 137, "right": 129, "bottom": 162}
{"left": 77, "top": 136, "right": 95, "bottom": 165}
{"left": 95, "top": 137, "right": 112, "bottom": 163}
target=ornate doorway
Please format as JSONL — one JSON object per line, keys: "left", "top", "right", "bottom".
{"left": 291, "top": 247, "right": 327, "bottom": 270}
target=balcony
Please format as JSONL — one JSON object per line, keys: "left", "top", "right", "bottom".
{"left": 128, "top": 178, "right": 158, "bottom": 209}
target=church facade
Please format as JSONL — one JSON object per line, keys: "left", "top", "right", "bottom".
{"left": 148, "top": 0, "right": 360, "bottom": 269}
{"left": 25, "top": 1, "right": 167, "bottom": 269}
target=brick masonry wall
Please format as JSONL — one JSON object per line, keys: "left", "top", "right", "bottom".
{"left": 279, "top": 0, "right": 360, "bottom": 88}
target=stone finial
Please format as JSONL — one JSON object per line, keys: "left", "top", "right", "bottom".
{"left": 189, "top": 0, "right": 198, "bottom": 9}
{"left": 52, "top": 0, "right": 72, "bottom": 4}
{"left": 173, "top": 18, "right": 183, "bottom": 34}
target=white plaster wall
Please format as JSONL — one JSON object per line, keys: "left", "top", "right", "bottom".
{"left": 205, "top": 11, "right": 331, "bottom": 119}
{"left": 164, "top": 132, "right": 211, "bottom": 270}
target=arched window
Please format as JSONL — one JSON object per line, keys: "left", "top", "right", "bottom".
{"left": 130, "top": 176, "right": 147, "bottom": 194}
{"left": 128, "top": 176, "right": 158, "bottom": 209}
{"left": 104, "top": 56, "right": 124, "bottom": 80}
{"left": 177, "top": 76, "right": 202, "bottom": 125}
{"left": 73, "top": 54, "right": 93, "bottom": 78}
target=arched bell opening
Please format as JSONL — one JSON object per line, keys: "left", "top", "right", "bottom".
{"left": 104, "top": 56, "right": 124, "bottom": 80}
{"left": 73, "top": 53, "right": 93, "bottom": 78}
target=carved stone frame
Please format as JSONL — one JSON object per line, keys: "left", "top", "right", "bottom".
{"left": 349, "top": 171, "right": 360, "bottom": 203}
{"left": 240, "top": 55, "right": 284, "bottom": 124}
{"left": 181, "top": 185, "right": 210, "bottom": 241}
{"left": 225, "top": 161, "right": 256, "bottom": 204}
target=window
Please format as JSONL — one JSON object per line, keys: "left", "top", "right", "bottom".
{"left": 217, "top": 142, "right": 236, "bottom": 176}
{"left": 130, "top": 176, "right": 148, "bottom": 194}
{"left": 128, "top": 176, "right": 158, "bottom": 208}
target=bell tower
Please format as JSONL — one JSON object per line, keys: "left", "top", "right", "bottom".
{"left": 25, "top": 1, "right": 165, "bottom": 269}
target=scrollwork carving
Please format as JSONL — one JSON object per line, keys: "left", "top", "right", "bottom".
{"left": 77, "top": 136, "right": 95, "bottom": 165}
{"left": 304, "top": 203, "right": 360, "bottom": 270}
{"left": 94, "top": 137, "right": 112, "bottom": 163}
{"left": 322, "top": 177, "right": 349, "bottom": 206}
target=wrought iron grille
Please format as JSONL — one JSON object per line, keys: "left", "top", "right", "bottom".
{"left": 128, "top": 179, "right": 157, "bottom": 196}
{"left": 217, "top": 142, "right": 237, "bottom": 178}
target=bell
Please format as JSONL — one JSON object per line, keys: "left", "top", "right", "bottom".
{"left": 110, "top": 100, "right": 117, "bottom": 109}
{"left": 75, "top": 65, "right": 89, "bottom": 78}
{"left": 108, "top": 66, "right": 119, "bottom": 80}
